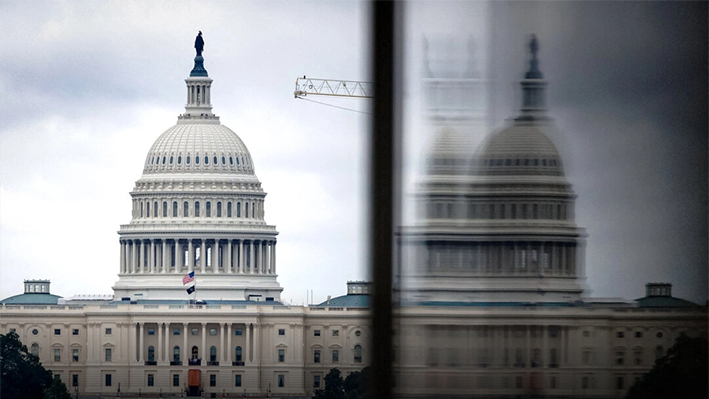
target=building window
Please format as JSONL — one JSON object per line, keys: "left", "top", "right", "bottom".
{"left": 105, "top": 374, "right": 112, "bottom": 387}
{"left": 195, "top": 202, "right": 200, "bottom": 217}
{"left": 516, "top": 376, "right": 523, "bottom": 389}
{"left": 278, "top": 329, "right": 285, "bottom": 336}
{"left": 656, "top": 332, "right": 663, "bottom": 338}
{"left": 72, "top": 329, "right": 79, "bottom": 336}
{"left": 550, "top": 376, "right": 557, "bottom": 389}
{"left": 105, "top": 328, "right": 112, "bottom": 335}
{"left": 227, "top": 202, "right": 232, "bottom": 217}
{"left": 332, "top": 330, "right": 339, "bottom": 337}
{"left": 206, "top": 202, "right": 211, "bottom": 217}
{"left": 32, "top": 328, "right": 39, "bottom": 336}
{"left": 210, "top": 374, "right": 216, "bottom": 387}
{"left": 72, "top": 348, "right": 79, "bottom": 362}
{"left": 582, "top": 350, "right": 592, "bottom": 365}
{"left": 148, "top": 374, "right": 154, "bottom": 387}
{"left": 655, "top": 346, "right": 664, "bottom": 360}
{"left": 314, "top": 330, "right": 321, "bottom": 337}
{"left": 54, "top": 348, "right": 61, "bottom": 362}
{"left": 210, "top": 346, "right": 217, "bottom": 362}
{"left": 154, "top": 201, "right": 158, "bottom": 217}
{"left": 278, "top": 374, "right": 285, "bottom": 388}
{"left": 615, "top": 351, "right": 625, "bottom": 365}
{"left": 236, "top": 346, "right": 242, "bottom": 362}
{"left": 278, "top": 349, "right": 285, "bottom": 362}
{"left": 54, "top": 329, "right": 61, "bottom": 335}
{"left": 634, "top": 350, "right": 643, "bottom": 365}
{"left": 30, "top": 343, "right": 39, "bottom": 357}
{"left": 616, "top": 376, "right": 625, "bottom": 390}
{"left": 173, "top": 374, "right": 180, "bottom": 387}
{"left": 174, "top": 346, "right": 180, "bottom": 362}
{"left": 72, "top": 374, "right": 79, "bottom": 387}
{"left": 332, "top": 349, "right": 339, "bottom": 363}
{"left": 163, "top": 201, "right": 167, "bottom": 217}
{"left": 314, "top": 350, "right": 321, "bottom": 363}
{"left": 148, "top": 346, "right": 155, "bottom": 362}
{"left": 235, "top": 329, "right": 243, "bottom": 336}
{"left": 245, "top": 203, "right": 249, "bottom": 218}
{"left": 549, "top": 348, "right": 558, "bottom": 366}
{"left": 174, "top": 328, "right": 180, "bottom": 335}
{"left": 237, "top": 202, "right": 241, "bottom": 217}
{"left": 617, "top": 331, "right": 625, "bottom": 338}
{"left": 191, "top": 328, "right": 199, "bottom": 335}
{"left": 582, "top": 376, "right": 589, "bottom": 389}
{"left": 105, "top": 348, "right": 112, "bottom": 362}
{"left": 583, "top": 330, "right": 590, "bottom": 338}
{"left": 635, "top": 331, "right": 643, "bottom": 338}
{"left": 184, "top": 202, "right": 189, "bottom": 217}
{"left": 217, "top": 202, "right": 222, "bottom": 217}
{"left": 173, "top": 201, "right": 178, "bottom": 217}
{"left": 235, "top": 375, "right": 242, "bottom": 387}
{"left": 354, "top": 345, "right": 362, "bottom": 363}
{"left": 210, "top": 328, "right": 217, "bottom": 335}
{"left": 314, "top": 375, "right": 321, "bottom": 389}
{"left": 148, "top": 328, "right": 155, "bottom": 335}
{"left": 54, "top": 374, "right": 61, "bottom": 381}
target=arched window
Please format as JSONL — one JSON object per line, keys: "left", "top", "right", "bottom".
{"left": 173, "top": 346, "right": 180, "bottom": 362}
{"left": 173, "top": 202, "right": 178, "bottom": 217}
{"left": 148, "top": 346, "right": 155, "bottom": 362}
{"left": 354, "top": 345, "right": 362, "bottom": 363}
{"left": 206, "top": 202, "right": 211, "bottom": 217}
{"left": 237, "top": 202, "right": 241, "bottom": 217}
{"left": 229, "top": 157, "right": 234, "bottom": 165}
{"left": 235, "top": 346, "right": 242, "bottom": 362}
{"left": 217, "top": 202, "right": 222, "bottom": 217}
{"left": 245, "top": 203, "right": 249, "bottom": 218}
{"left": 30, "top": 343, "right": 39, "bottom": 357}
{"left": 186, "top": 155, "right": 191, "bottom": 165}
{"left": 178, "top": 156, "right": 182, "bottom": 164}
{"left": 237, "top": 157, "right": 240, "bottom": 165}
{"left": 141, "top": 202, "right": 144, "bottom": 218}
{"left": 162, "top": 156, "right": 166, "bottom": 165}
{"left": 210, "top": 346, "right": 217, "bottom": 362}
{"left": 195, "top": 155, "right": 200, "bottom": 165}
{"left": 170, "top": 156, "right": 174, "bottom": 164}
{"left": 655, "top": 346, "right": 664, "bottom": 360}
{"left": 154, "top": 202, "right": 158, "bottom": 217}
{"left": 515, "top": 348, "right": 525, "bottom": 366}
{"left": 204, "top": 156, "right": 208, "bottom": 165}
{"left": 163, "top": 201, "right": 167, "bottom": 217}
{"left": 213, "top": 156, "right": 218, "bottom": 165}
{"left": 252, "top": 202, "right": 255, "bottom": 218}
{"left": 192, "top": 346, "right": 199, "bottom": 360}
{"left": 195, "top": 202, "right": 200, "bottom": 217}
{"left": 146, "top": 202, "right": 150, "bottom": 218}
{"left": 227, "top": 202, "right": 232, "bottom": 217}
{"left": 222, "top": 156, "right": 226, "bottom": 165}
{"left": 184, "top": 202, "right": 189, "bottom": 217}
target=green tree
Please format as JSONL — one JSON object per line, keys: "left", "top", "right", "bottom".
{"left": 626, "top": 334, "right": 708, "bottom": 399}
{"left": 314, "top": 368, "right": 345, "bottom": 399}
{"left": 1, "top": 332, "right": 54, "bottom": 399}
{"left": 43, "top": 378, "right": 72, "bottom": 399}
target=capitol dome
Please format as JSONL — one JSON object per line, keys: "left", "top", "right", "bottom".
{"left": 142, "top": 123, "right": 256, "bottom": 176}
{"left": 113, "top": 41, "right": 282, "bottom": 302}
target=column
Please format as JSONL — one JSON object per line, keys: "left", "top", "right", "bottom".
{"left": 220, "top": 323, "right": 225, "bottom": 363}
{"left": 561, "top": 244, "right": 567, "bottom": 275}
{"left": 215, "top": 239, "right": 221, "bottom": 274}
{"left": 162, "top": 240, "right": 168, "bottom": 273}
{"left": 253, "top": 323, "right": 260, "bottom": 363}
{"left": 560, "top": 326, "right": 566, "bottom": 365}
{"left": 139, "top": 240, "right": 145, "bottom": 273}
{"left": 139, "top": 322, "right": 144, "bottom": 363}
{"left": 119, "top": 240, "right": 125, "bottom": 274}
{"left": 227, "top": 239, "right": 233, "bottom": 274}
{"left": 200, "top": 239, "right": 206, "bottom": 273}
{"left": 272, "top": 242, "right": 277, "bottom": 275}
{"left": 150, "top": 240, "right": 156, "bottom": 273}
{"left": 227, "top": 324, "right": 233, "bottom": 363}
{"left": 201, "top": 323, "right": 207, "bottom": 361}
{"left": 183, "top": 323, "right": 188, "bottom": 364}
{"left": 176, "top": 239, "right": 183, "bottom": 272}
{"left": 165, "top": 322, "right": 170, "bottom": 363}
{"left": 158, "top": 322, "right": 163, "bottom": 362}
{"left": 542, "top": 325, "right": 548, "bottom": 367}
{"left": 239, "top": 240, "right": 244, "bottom": 274}
{"left": 249, "top": 241, "right": 254, "bottom": 274}
{"left": 245, "top": 324, "right": 251, "bottom": 363}
{"left": 188, "top": 240, "right": 194, "bottom": 273}
{"left": 261, "top": 241, "right": 267, "bottom": 274}
{"left": 526, "top": 326, "right": 531, "bottom": 367}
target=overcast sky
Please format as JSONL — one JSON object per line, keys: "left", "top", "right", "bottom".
{"left": 1, "top": 1, "right": 706, "bottom": 305}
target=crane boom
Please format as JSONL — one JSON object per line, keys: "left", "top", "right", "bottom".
{"left": 294, "top": 76, "right": 373, "bottom": 98}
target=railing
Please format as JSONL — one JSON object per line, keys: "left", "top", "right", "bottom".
{"left": 207, "top": 361, "right": 219, "bottom": 366}
{"left": 188, "top": 359, "right": 202, "bottom": 366}
{"left": 144, "top": 360, "right": 157, "bottom": 365}
{"left": 232, "top": 361, "right": 245, "bottom": 366}
{"left": 170, "top": 361, "right": 182, "bottom": 366}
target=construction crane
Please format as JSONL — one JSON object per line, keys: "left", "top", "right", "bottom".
{"left": 294, "top": 76, "right": 373, "bottom": 99}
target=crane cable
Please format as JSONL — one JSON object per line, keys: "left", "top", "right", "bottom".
{"left": 295, "top": 95, "right": 372, "bottom": 115}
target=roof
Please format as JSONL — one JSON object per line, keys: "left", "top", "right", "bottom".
{"left": 315, "top": 294, "right": 370, "bottom": 308}
{"left": 1, "top": 293, "right": 62, "bottom": 305}
{"left": 635, "top": 296, "right": 700, "bottom": 308}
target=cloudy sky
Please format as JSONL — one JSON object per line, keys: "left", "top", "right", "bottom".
{"left": 1, "top": 1, "right": 706, "bottom": 305}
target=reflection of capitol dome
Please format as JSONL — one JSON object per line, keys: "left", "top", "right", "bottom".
{"left": 405, "top": 36, "right": 585, "bottom": 304}
{"left": 113, "top": 50, "right": 281, "bottom": 302}
{"left": 477, "top": 125, "right": 564, "bottom": 176}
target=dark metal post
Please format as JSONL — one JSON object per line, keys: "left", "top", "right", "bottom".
{"left": 369, "top": 2, "right": 400, "bottom": 399}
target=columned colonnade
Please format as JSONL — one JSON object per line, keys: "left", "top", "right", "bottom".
{"left": 119, "top": 238, "right": 276, "bottom": 275}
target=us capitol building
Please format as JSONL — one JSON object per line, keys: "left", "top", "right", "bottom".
{"left": 1, "top": 36, "right": 706, "bottom": 398}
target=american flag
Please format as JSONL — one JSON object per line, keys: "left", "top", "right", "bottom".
{"left": 182, "top": 271, "right": 195, "bottom": 285}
